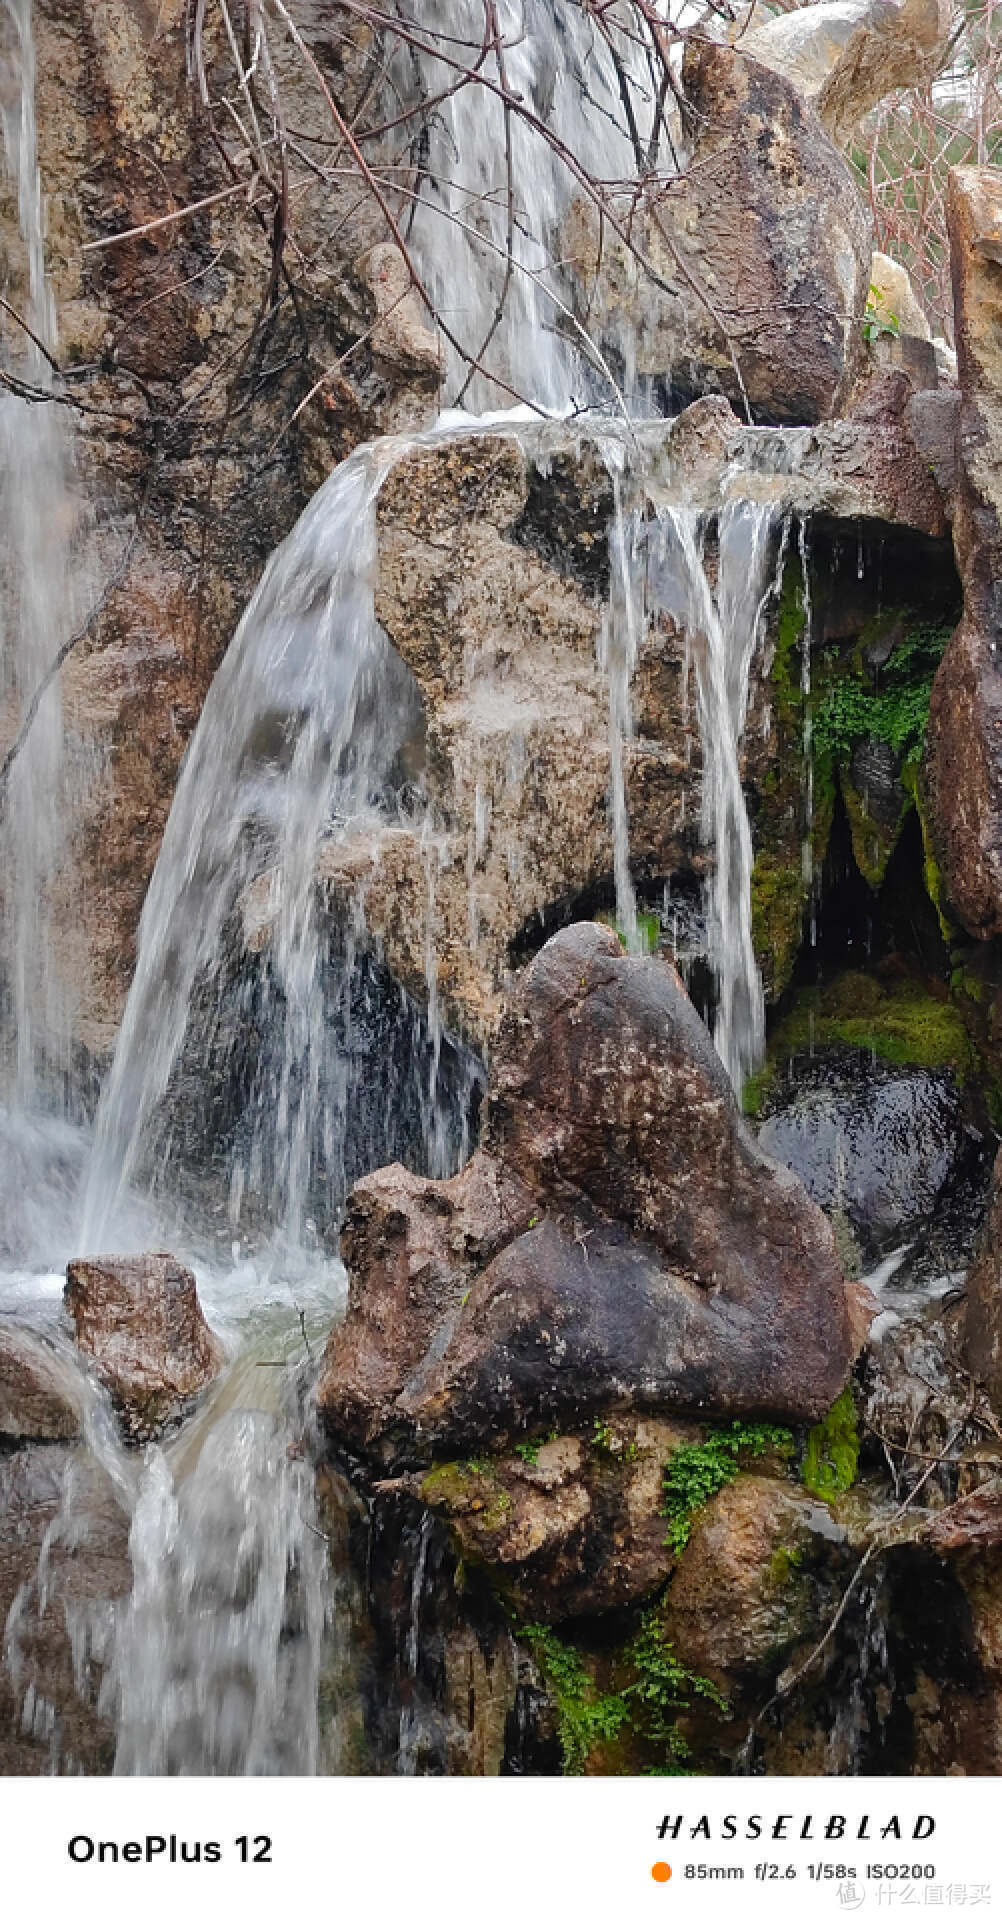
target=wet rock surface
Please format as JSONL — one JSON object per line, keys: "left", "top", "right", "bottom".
{"left": 318, "top": 923, "right": 853, "bottom": 1463}
{"left": 964, "top": 1144, "right": 1002, "bottom": 1416}
{"left": 0, "top": 1443, "right": 129, "bottom": 1774}
{"left": 64, "top": 1252, "right": 224, "bottom": 1441}
{"left": 568, "top": 39, "right": 872, "bottom": 425}
{"left": 0, "top": 1326, "right": 80, "bottom": 1442}
{"left": 757, "top": 1051, "right": 987, "bottom": 1257}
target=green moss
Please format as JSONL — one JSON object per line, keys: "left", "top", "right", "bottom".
{"left": 901, "top": 759, "right": 954, "bottom": 943}
{"left": 841, "top": 773, "right": 909, "bottom": 892}
{"left": 521, "top": 1625, "right": 630, "bottom": 1775}
{"left": 802, "top": 1387, "right": 859, "bottom": 1502}
{"left": 661, "top": 1420, "right": 794, "bottom": 1555}
{"left": 420, "top": 1458, "right": 512, "bottom": 1531}
{"left": 751, "top": 853, "right": 807, "bottom": 1003}
{"left": 595, "top": 909, "right": 659, "bottom": 954}
{"left": 767, "top": 1543, "right": 806, "bottom": 1587}
{"left": 767, "top": 971, "right": 973, "bottom": 1079}
{"left": 771, "top": 558, "right": 808, "bottom": 730}
{"left": 813, "top": 619, "right": 952, "bottom": 767}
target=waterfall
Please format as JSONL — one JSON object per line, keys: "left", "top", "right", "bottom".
{"left": 649, "top": 500, "right": 787, "bottom": 1096}
{"left": 0, "top": 0, "right": 82, "bottom": 1101}
{"left": 405, "top": 0, "right": 645, "bottom": 413}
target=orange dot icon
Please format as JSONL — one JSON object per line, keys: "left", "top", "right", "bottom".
{"left": 651, "top": 1863, "right": 672, "bottom": 1884}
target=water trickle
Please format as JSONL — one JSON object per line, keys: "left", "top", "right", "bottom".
{"left": 648, "top": 501, "right": 787, "bottom": 1095}
{"left": 106, "top": 1410, "right": 328, "bottom": 1776}
{"left": 596, "top": 463, "right": 642, "bottom": 948}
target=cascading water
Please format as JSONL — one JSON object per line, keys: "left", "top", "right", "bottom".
{"left": 0, "top": 0, "right": 89, "bottom": 1105}
{"left": 648, "top": 499, "right": 788, "bottom": 1095}
{"left": 405, "top": 0, "right": 647, "bottom": 413}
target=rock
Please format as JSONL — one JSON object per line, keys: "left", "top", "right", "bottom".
{"left": 0, "top": 1326, "right": 80, "bottom": 1442}
{"left": 353, "top": 245, "right": 443, "bottom": 382}
{"left": 965, "top": 1146, "right": 1002, "bottom": 1416}
{"left": 757, "top": 1052, "right": 981, "bottom": 1256}
{"left": 926, "top": 169, "right": 1002, "bottom": 939}
{"left": 64, "top": 1253, "right": 225, "bottom": 1441}
{"left": 0, "top": 1443, "right": 130, "bottom": 1774}
{"left": 742, "top": 0, "right": 953, "bottom": 148}
{"left": 905, "top": 386, "right": 960, "bottom": 498}
{"left": 657, "top": 1474, "right": 842, "bottom": 1681}
{"left": 926, "top": 1486, "right": 1002, "bottom": 1553}
{"left": 419, "top": 1417, "right": 699, "bottom": 1621}
{"left": 869, "top": 248, "right": 932, "bottom": 341}
{"left": 0, "top": 0, "right": 438, "bottom": 1071}
{"left": 566, "top": 39, "right": 872, "bottom": 425}
{"left": 318, "top": 923, "right": 853, "bottom": 1462}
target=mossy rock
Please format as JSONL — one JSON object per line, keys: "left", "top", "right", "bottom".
{"left": 802, "top": 1387, "right": 859, "bottom": 1503}
{"left": 766, "top": 971, "right": 974, "bottom": 1079}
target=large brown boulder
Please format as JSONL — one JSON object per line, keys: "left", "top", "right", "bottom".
{"left": 926, "top": 169, "right": 1002, "bottom": 939}
{"left": 317, "top": 923, "right": 853, "bottom": 1464}
{"left": 565, "top": 40, "right": 872, "bottom": 425}
{"left": 64, "top": 1252, "right": 224, "bottom": 1441}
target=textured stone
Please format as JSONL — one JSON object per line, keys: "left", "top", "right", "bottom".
{"left": 926, "top": 169, "right": 1002, "bottom": 939}
{"left": 0, "top": 1326, "right": 80, "bottom": 1441}
{"left": 64, "top": 1252, "right": 224, "bottom": 1440}
{"left": 419, "top": 1417, "right": 699, "bottom": 1621}
{"left": 965, "top": 1145, "right": 1002, "bottom": 1417}
{"left": 566, "top": 40, "right": 872, "bottom": 425}
{"left": 318, "top": 923, "right": 853, "bottom": 1463}
{"left": 657, "top": 1474, "right": 841, "bottom": 1679}
{"left": 743, "top": 0, "right": 953, "bottom": 148}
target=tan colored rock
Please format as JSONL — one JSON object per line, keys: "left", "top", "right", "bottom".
{"left": 0, "top": 1327, "right": 80, "bottom": 1441}
{"left": 869, "top": 248, "right": 933, "bottom": 341}
{"left": 658, "top": 1474, "right": 840, "bottom": 1678}
{"left": 64, "top": 1252, "right": 225, "bottom": 1440}
{"left": 742, "top": 0, "right": 953, "bottom": 148}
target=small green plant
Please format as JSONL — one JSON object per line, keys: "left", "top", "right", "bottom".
{"left": 862, "top": 283, "right": 901, "bottom": 346}
{"left": 802, "top": 1387, "right": 859, "bottom": 1502}
{"left": 622, "top": 1608, "right": 728, "bottom": 1774}
{"left": 661, "top": 1421, "right": 793, "bottom": 1554}
{"left": 514, "top": 1438, "right": 541, "bottom": 1466}
{"left": 812, "top": 621, "right": 952, "bottom": 768}
{"left": 521, "top": 1625, "right": 629, "bottom": 1775}
{"left": 523, "top": 1610, "right": 726, "bottom": 1777}
{"left": 592, "top": 1417, "right": 639, "bottom": 1464}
